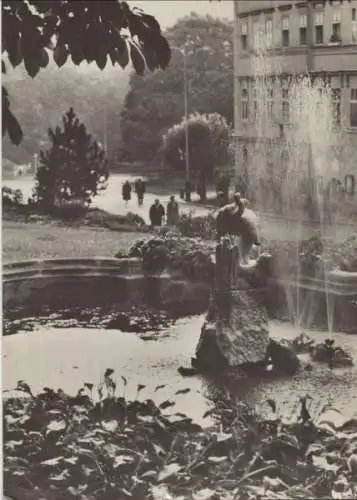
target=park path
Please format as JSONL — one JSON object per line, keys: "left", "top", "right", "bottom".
{"left": 5, "top": 173, "right": 353, "bottom": 243}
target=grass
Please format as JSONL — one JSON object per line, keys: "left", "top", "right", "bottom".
{"left": 2, "top": 220, "right": 148, "bottom": 263}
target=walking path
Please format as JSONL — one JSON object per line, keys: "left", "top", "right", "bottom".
{"left": 5, "top": 174, "right": 354, "bottom": 242}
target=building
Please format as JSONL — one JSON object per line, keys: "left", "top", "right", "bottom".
{"left": 232, "top": 0, "right": 357, "bottom": 213}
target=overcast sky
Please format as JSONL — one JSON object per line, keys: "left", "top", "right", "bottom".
{"left": 128, "top": 0, "right": 233, "bottom": 28}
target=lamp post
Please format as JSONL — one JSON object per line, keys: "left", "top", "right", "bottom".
{"left": 182, "top": 44, "right": 191, "bottom": 202}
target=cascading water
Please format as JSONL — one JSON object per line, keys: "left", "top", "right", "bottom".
{"left": 237, "top": 23, "right": 345, "bottom": 333}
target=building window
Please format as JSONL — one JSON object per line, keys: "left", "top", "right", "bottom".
{"left": 299, "top": 14, "right": 307, "bottom": 45}
{"left": 282, "top": 88, "right": 289, "bottom": 122}
{"left": 331, "top": 9, "right": 341, "bottom": 42}
{"left": 352, "top": 8, "right": 357, "bottom": 43}
{"left": 252, "top": 87, "right": 258, "bottom": 119}
{"left": 315, "top": 12, "right": 324, "bottom": 44}
{"left": 351, "top": 88, "right": 357, "bottom": 127}
{"left": 253, "top": 20, "right": 260, "bottom": 49}
{"left": 282, "top": 16, "right": 289, "bottom": 47}
{"left": 267, "top": 88, "right": 274, "bottom": 119}
{"left": 265, "top": 19, "right": 273, "bottom": 48}
{"left": 241, "top": 84, "right": 249, "bottom": 120}
{"left": 241, "top": 21, "right": 248, "bottom": 50}
{"left": 332, "top": 89, "right": 341, "bottom": 125}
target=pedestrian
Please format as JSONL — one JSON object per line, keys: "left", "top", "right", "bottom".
{"left": 166, "top": 194, "right": 180, "bottom": 226}
{"left": 135, "top": 178, "right": 146, "bottom": 206}
{"left": 122, "top": 180, "right": 132, "bottom": 205}
{"left": 217, "top": 191, "right": 226, "bottom": 208}
{"left": 149, "top": 198, "right": 165, "bottom": 227}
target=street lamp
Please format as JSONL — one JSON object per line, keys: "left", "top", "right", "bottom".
{"left": 172, "top": 41, "right": 212, "bottom": 202}
{"left": 171, "top": 43, "right": 191, "bottom": 201}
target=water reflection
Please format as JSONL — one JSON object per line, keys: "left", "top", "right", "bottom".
{"left": 3, "top": 315, "right": 357, "bottom": 426}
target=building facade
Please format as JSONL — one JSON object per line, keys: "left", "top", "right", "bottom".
{"left": 232, "top": 0, "right": 357, "bottom": 213}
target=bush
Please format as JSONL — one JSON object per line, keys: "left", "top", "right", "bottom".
{"left": 2, "top": 186, "right": 24, "bottom": 207}
{"left": 177, "top": 212, "right": 217, "bottom": 240}
{"left": 128, "top": 235, "right": 215, "bottom": 281}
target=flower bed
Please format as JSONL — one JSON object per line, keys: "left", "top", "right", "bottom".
{"left": 4, "top": 373, "right": 357, "bottom": 499}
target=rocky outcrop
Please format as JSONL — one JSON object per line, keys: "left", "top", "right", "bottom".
{"left": 267, "top": 338, "right": 301, "bottom": 375}
{"left": 195, "top": 240, "right": 273, "bottom": 375}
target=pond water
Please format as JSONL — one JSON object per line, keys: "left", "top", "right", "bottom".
{"left": 3, "top": 315, "right": 357, "bottom": 426}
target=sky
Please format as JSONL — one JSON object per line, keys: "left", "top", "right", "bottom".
{"left": 128, "top": 0, "right": 234, "bottom": 28}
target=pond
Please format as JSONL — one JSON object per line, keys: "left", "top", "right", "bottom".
{"left": 3, "top": 315, "right": 357, "bottom": 426}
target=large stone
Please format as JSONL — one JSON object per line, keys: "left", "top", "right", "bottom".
{"left": 267, "top": 338, "right": 300, "bottom": 375}
{"left": 196, "top": 288, "right": 270, "bottom": 372}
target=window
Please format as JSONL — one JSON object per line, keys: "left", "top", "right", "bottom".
{"left": 331, "top": 9, "right": 341, "bottom": 42}
{"left": 267, "top": 88, "right": 274, "bottom": 119}
{"left": 315, "top": 12, "right": 324, "bottom": 44}
{"left": 253, "top": 20, "right": 260, "bottom": 49}
{"left": 331, "top": 89, "right": 341, "bottom": 125}
{"left": 299, "top": 14, "right": 307, "bottom": 45}
{"left": 241, "top": 83, "right": 249, "bottom": 120}
{"left": 282, "top": 88, "right": 289, "bottom": 121}
{"left": 282, "top": 16, "right": 289, "bottom": 47}
{"left": 265, "top": 19, "right": 273, "bottom": 48}
{"left": 252, "top": 87, "right": 258, "bottom": 119}
{"left": 241, "top": 21, "right": 248, "bottom": 50}
{"left": 353, "top": 8, "right": 357, "bottom": 42}
{"left": 350, "top": 88, "right": 357, "bottom": 127}
{"left": 353, "top": 21, "right": 357, "bottom": 43}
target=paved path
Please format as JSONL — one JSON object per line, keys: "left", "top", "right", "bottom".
{"left": 5, "top": 174, "right": 354, "bottom": 242}
{"left": 5, "top": 173, "right": 213, "bottom": 224}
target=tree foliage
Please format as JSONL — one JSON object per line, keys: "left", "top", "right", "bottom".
{"left": 2, "top": 0, "right": 171, "bottom": 145}
{"left": 161, "top": 112, "right": 230, "bottom": 199}
{"left": 119, "top": 14, "right": 233, "bottom": 163}
{"left": 2, "top": 64, "right": 130, "bottom": 165}
{"left": 34, "top": 108, "right": 109, "bottom": 211}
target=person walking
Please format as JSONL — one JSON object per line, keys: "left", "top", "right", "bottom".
{"left": 166, "top": 194, "right": 179, "bottom": 226}
{"left": 149, "top": 198, "right": 165, "bottom": 227}
{"left": 135, "top": 178, "right": 146, "bottom": 206}
{"left": 122, "top": 180, "right": 132, "bottom": 205}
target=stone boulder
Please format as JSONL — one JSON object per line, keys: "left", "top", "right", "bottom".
{"left": 195, "top": 288, "right": 270, "bottom": 373}
{"left": 267, "top": 338, "right": 301, "bottom": 375}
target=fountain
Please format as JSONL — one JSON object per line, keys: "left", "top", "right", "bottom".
{"left": 232, "top": 23, "right": 357, "bottom": 334}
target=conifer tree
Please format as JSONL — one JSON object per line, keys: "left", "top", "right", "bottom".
{"left": 34, "top": 108, "right": 108, "bottom": 211}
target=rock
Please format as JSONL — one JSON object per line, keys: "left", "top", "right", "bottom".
{"left": 105, "top": 313, "right": 130, "bottom": 331}
{"left": 196, "top": 289, "right": 270, "bottom": 372}
{"left": 310, "top": 339, "right": 353, "bottom": 368}
{"left": 267, "top": 338, "right": 301, "bottom": 375}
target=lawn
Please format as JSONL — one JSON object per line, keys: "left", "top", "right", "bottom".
{"left": 2, "top": 221, "right": 147, "bottom": 263}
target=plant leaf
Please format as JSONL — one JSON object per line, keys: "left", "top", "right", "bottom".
{"left": 175, "top": 388, "right": 191, "bottom": 395}
{"left": 154, "top": 384, "right": 166, "bottom": 392}
{"left": 159, "top": 400, "right": 175, "bottom": 410}
{"left": 157, "top": 462, "right": 181, "bottom": 482}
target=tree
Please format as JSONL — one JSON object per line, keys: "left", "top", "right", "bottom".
{"left": 2, "top": 63, "right": 130, "bottom": 165}
{"left": 2, "top": 0, "right": 170, "bottom": 145}
{"left": 119, "top": 13, "right": 233, "bottom": 163}
{"left": 34, "top": 108, "right": 108, "bottom": 211}
{"left": 161, "top": 112, "right": 230, "bottom": 201}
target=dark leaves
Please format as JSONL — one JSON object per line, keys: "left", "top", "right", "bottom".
{"left": 2, "top": 60, "right": 6, "bottom": 74}
{"left": 154, "top": 384, "right": 166, "bottom": 392}
{"left": 53, "top": 43, "right": 68, "bottom": 67}
{"left": 159, "top": 400, "right": 175, "bottom": 410}
{"left": 129, "top": 41, "right": 146, "bottom": 76}
{"left": 175, "top": 388, "right": 191, "bottom": 395}
{"left": 24, "top": 55, "right": 41, "bottom": 78}
{"left": 2, "top": 87, "right": 24, "bottom": 145}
